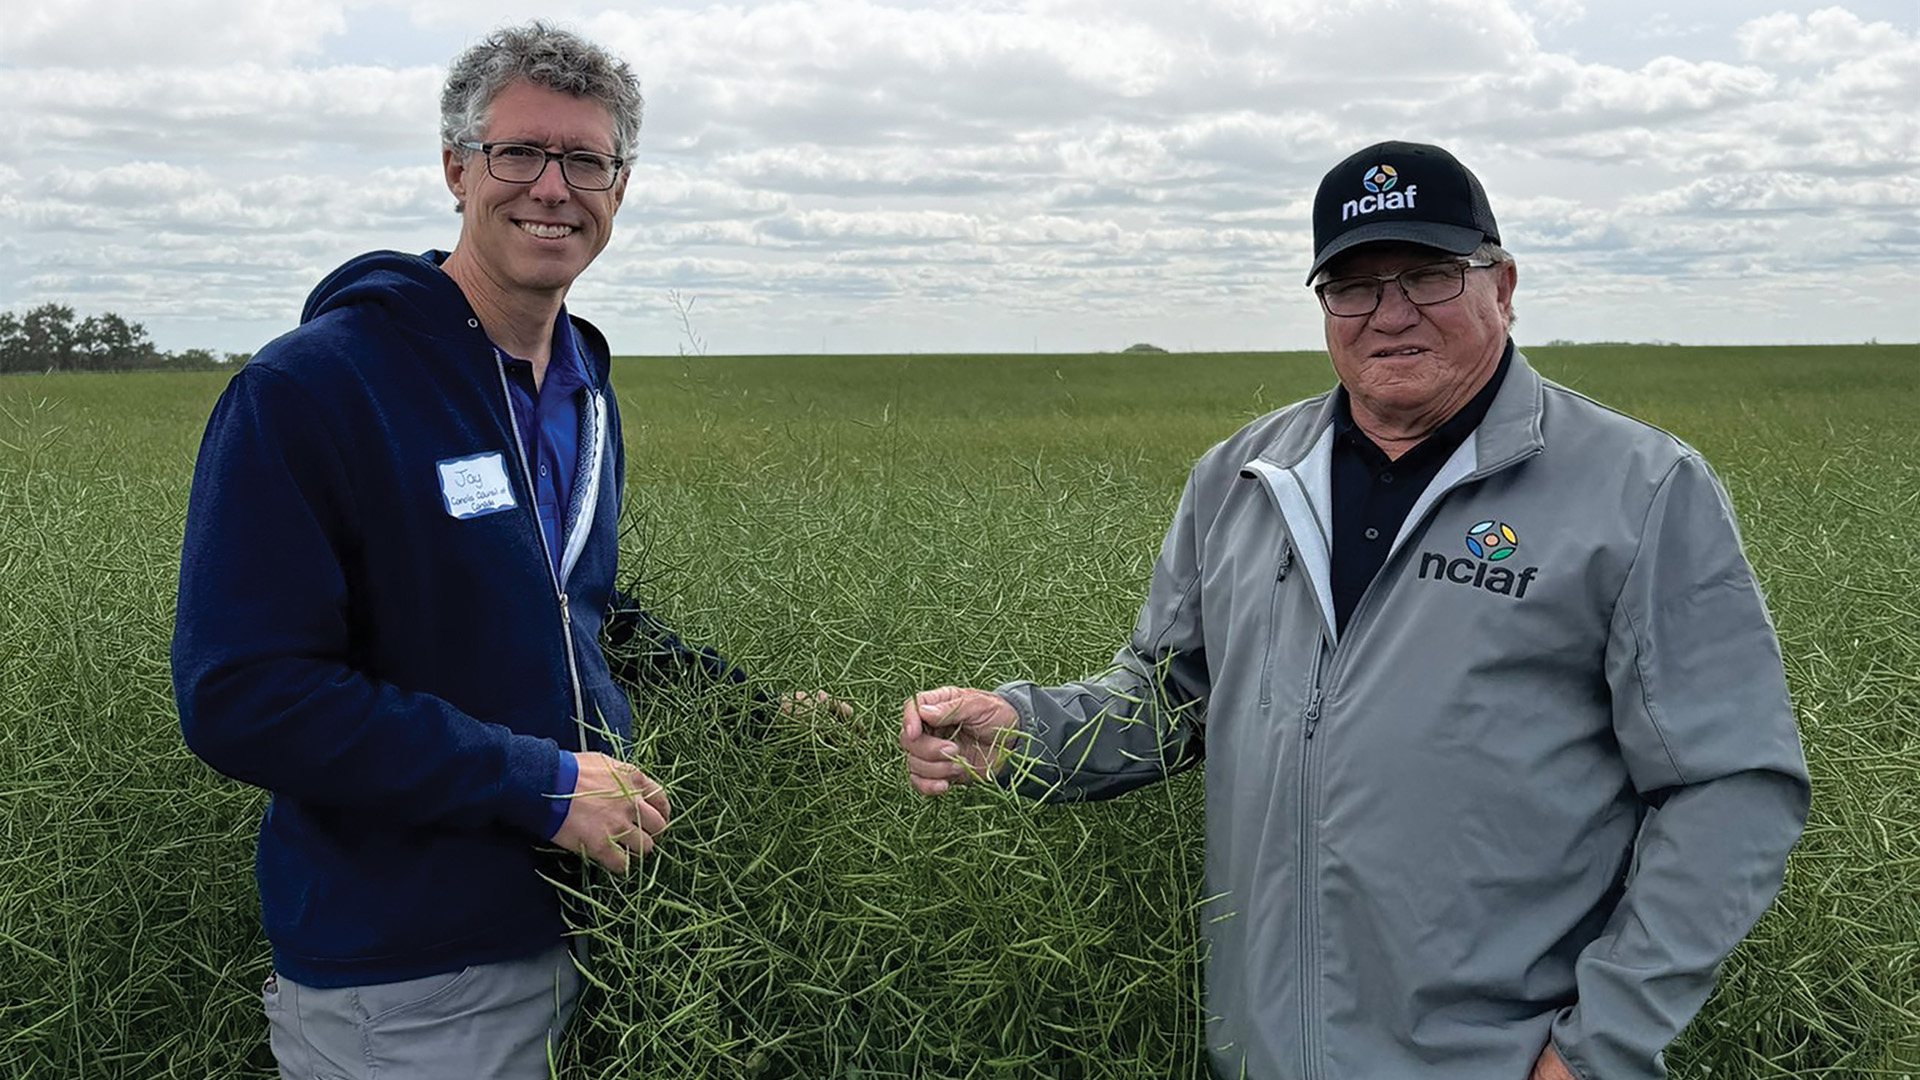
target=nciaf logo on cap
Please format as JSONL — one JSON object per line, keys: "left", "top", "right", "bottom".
{"left": 1343, "top": 165, "right": 1418, "bottom": 222}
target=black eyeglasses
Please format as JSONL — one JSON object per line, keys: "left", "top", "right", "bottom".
{"left": 457, "top": 141, "right": 625, "bottom": 192}
{"left": 1314, "top": 259, "right": 1498, "bottom": 318}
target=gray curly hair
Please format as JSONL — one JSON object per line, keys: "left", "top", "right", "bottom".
{"left": 440, "top": 22, "right": 644, "bottom": 162}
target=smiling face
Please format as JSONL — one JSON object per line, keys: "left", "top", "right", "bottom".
{"left": 442, "top": 80, "right": 628, "bottom": 302}
{"left": 1320, "top": 241, "right": 1516, "bottom": 437}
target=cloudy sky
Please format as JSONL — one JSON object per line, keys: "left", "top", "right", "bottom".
{"left": 3, "top": 0, "right": 1915, "bottom": 356}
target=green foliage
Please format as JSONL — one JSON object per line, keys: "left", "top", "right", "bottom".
{"left": 0, "top": 390, "right": 270, "bottom": 1078}
{"left": 0, "top": 348, "right": 1914, "bottom": 1078}
{"left": 0, "top": 304, "right": 237, "bottom": 374}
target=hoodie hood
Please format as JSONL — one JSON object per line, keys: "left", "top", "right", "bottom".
{"left": 301, "top": 250, "right": 468, "bottom": 331}
{"left": 298, "top": 249, "right": 612, "bottom": 385}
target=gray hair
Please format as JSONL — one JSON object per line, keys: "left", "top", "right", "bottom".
{"left": 440, "top": 22, "right": 644, "bottom": 161}
{"left": 1474, "top": 241, "right": 1513, "bottom": 265}
{"left": 1474, "top": 241, "right": 1517, "bottom": 328}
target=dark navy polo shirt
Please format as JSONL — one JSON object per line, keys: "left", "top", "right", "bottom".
{"left": 1329, "top": 342, "right": 1512, "bottom": 634}
{"left": 497, "top": 313, "right": 587, "bottom": 577}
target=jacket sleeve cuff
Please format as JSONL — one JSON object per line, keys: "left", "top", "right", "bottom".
{"left": 543, "top": 750, "right": 579, "bottom": 840}
{"left": 494, "top": 735, "right": 566, "bottom": 840}
{"left": 989, "top": 684, "right": 1053, "bottom": 795}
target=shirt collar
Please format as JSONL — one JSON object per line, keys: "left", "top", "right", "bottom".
{"left": 494, "top": 308, "right": 589, "bottom": 398}
{"left": 541, "top": 309, "right": 589, "bottom": 397}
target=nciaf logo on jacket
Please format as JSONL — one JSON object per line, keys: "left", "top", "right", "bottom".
{"left": 1465, "top": 520, "right": 1517, "bottom": 560}
{"left": 1418, "top": 520, "right": 1538, "bottom": 598}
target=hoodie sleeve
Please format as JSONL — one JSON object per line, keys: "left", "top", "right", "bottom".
{"left": 993, "top": 470, "right": 1210, "bottom": 803}
{"left": 1551, "top": 451, "right": 1810, "bottom": 1079}
{"left": 172, "top": 364, "right": 564, "bottom": 839}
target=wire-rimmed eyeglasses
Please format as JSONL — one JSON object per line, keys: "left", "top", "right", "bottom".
{"left": 1314, "top": 259, "right": 1499, "bottom": 318}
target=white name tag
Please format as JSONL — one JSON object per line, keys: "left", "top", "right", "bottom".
{"left": 437, "top": 452, "right": 517, "bottom": 519}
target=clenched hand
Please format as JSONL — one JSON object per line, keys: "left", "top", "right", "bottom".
{"left": 550, "top": 752, "right": 670, "bottom": 874}
{"left": 899, "top": 686, "right": 1019, "bottom": 796}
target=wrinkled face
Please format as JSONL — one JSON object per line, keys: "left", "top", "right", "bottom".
{"left": 443, "top": 80, "right": 628, "bottom": 298}
{"left": 1319, "top": 242, "right": 1516, "bottom": 425}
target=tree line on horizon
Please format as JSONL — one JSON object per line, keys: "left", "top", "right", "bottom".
{"left": 0, "top": 304, "right": 248, "bottom": 374}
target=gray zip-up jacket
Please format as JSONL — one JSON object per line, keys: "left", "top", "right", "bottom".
{"left": 996, "top": 348, "right": 1809, "bottom": 1080}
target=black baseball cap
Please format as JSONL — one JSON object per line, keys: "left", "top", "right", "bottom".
{"left": 1306, "top": 140, "right": 1500, "bottom": 284}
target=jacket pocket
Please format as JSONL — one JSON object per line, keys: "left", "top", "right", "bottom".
{"left": 1258, "top": 535, "right": 1294, "bottom": 707}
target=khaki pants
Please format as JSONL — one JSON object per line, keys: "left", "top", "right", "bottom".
{"left": 262, "top": 943, "right": 583, "bottom": 1080}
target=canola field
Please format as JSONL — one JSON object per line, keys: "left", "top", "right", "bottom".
{"left": 1, "top": 345, "right": 1915, "bottom": 1078}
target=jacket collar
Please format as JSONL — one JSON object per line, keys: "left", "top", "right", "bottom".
{"left": 1251, "top": 341, "right": 1546, "bottom": 475}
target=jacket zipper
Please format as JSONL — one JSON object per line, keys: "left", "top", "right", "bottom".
{"left": 1243, "top": 429, "right": 1540, "bottom": 1077}
{"left": 1298, "top": 444, "right": 1543, "bottom": 1076}
{"left": 495, "top": 354, "right": 590, "bottom": 755}
{"left": 1298, "top": 651, "right": 1327, "bottom": 1080}
{"left": 1258, "top": 537, "right": 1294, "bottom": 707}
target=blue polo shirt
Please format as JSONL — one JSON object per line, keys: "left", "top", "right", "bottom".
{"left": 497, "top": 316, "right": 587, "bottom": 575}
{"left": 496, "top": 314, "right": 589, "bottom": 839}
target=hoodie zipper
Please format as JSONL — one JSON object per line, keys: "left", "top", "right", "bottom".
{"left": 495, "top": 353, "right": 589, "bottom": 755}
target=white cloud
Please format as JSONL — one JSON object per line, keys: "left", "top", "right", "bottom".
{"left": 1633, "top": 13, "right": 1712, "bottom": 42}
{"left": 0, "top": 0, "right": 1915, "bottom": 352}
{"left": 1737, "top": 7, "right": 1912, "bottom": 64}
{"left": 5, "top": 165, "right": 447, "bottom": 235}
{"left": 760, "top": 209, "right": 983, "bottom": 245}
{"left": 1627, "top": 173, "right": 1920, "bottom": 218}
{"left": 1446, "top": 55, "right": 1778, "bottom": 141}
{"left": 44, "top": 162, "right": 207, "bottom": 202}
{"left": 626, "top": 173, "right": 789, "bottom": 221}
{"left": 0, "top": 0, "right": 348, "bottom": 67}
{"left": 0, "top": 64, "right": 443, "bottom": 156}
{"left": 1531, "top": 0, "right": 1586, "bottom": 31}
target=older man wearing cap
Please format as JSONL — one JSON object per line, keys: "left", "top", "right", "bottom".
{"left": 899, "top": 140, "right": 1808, "bottom": 1080}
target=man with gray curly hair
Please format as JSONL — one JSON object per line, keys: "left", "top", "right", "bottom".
{"left": 174, "top": 23, "right": 684, "bottom": 1078}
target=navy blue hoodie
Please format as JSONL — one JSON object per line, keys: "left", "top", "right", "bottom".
{"left": 173, "top": 251, "right": 632, "bottom": 988}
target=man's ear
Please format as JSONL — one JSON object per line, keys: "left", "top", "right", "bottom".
{"left": 443, "top": 146, "right": 471, "bottom": 213}
{"left": 609, "top": 166, "right": 629, "bottom": 215}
